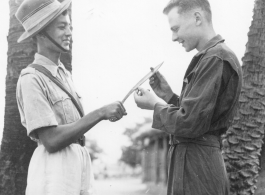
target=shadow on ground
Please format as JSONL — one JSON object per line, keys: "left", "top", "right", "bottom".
{"left": 94, "top": 177, "right": 166, "bottom": 195}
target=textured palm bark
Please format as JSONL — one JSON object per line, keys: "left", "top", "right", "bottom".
{"left": 254, "top": 142, "right": 265, "bottom": 195}
{"left": 222, "top": 1, "right": 265, "bottom": 194}
{"left": 0, "top": 0, "right": 72, "bottom": 194}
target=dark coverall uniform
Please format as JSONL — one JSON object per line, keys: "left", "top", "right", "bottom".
{"left": 152, "top": 35, "right": 243, "bottom": 195}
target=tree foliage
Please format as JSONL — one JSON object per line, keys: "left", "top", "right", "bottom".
{"left": 120, "top": 117, "right": 152, "bottom": 168}
{"left": 86, "top": 139, "right": 103, "bottom": 162}
{"left": 120, "top": 145, "right": 141, "bottom": 168}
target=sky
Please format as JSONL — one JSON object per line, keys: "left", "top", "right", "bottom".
{"left": 0, "top": 0, "right": 254, "bottom": 163}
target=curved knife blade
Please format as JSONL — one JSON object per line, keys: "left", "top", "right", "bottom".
{"left": 122, "top": 61, "right": 164, "bottom": 103}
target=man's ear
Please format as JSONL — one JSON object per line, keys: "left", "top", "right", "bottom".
{"left": 194, "top": 12, "right": 202, "bottom": 26}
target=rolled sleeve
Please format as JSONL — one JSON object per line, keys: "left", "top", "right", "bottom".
{"left": 17, "top": 73, "right": 58, "bottom": 139}
{"left": 152, "top": 57, "right": 224, "bottom": 138}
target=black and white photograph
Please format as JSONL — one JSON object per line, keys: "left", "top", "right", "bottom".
{"left": 0, "top": 0, "right": 260, "bottom": 195}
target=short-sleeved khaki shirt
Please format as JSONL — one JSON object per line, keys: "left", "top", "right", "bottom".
{"left": 16, "top": 53, "right": 83, "bottom": 141}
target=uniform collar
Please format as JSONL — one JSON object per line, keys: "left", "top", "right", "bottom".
{"left": 195, "top": 35, "right": 225, "bottom": 57}
{"left": 32, "top": 53, "right": 67, "bottom": 77}
{"left": 182, "top": 35, "right": 225, "bottom": 83}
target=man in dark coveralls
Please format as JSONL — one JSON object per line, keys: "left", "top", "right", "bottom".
{"left": 134, "top": 0, "right": 242, "bottom": 194}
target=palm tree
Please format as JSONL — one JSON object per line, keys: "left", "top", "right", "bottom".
{"left": 222, "top": 0, "right": 265, "bottom": 194}
{"left": 0, "top": 0, "right": 72, "bottom": 194}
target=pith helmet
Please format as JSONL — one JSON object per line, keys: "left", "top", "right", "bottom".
{"left": 15, "top": 0, "right": 72, "bottom": 43}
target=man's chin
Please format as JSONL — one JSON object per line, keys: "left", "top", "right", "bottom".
{"left": 184, "top": 47, "right": 190, "bottom": 52}
{"left": 184, "top": 47, "right": 193, "bottom": 52}
{"left": 181, "top": 44, "right": 190, "bottom": 52}
{"left": 61, "top": 46, "right": 70, "bottom": 53}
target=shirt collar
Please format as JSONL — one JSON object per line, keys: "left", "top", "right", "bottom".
{"left": 195, "top": 35, "right": 225, "bottom": 57}
{"left": 32, "top": 53, "right": 67, "bottom": 77}
{"left": 182, "top": 35, "right": 225, "bottom": 82}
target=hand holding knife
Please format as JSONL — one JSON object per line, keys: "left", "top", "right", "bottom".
{"left": 109, "top": 61, "right": 163, "bottom": 121}
{"left": 122, "top": 61, "right": 164, "bottom": 103}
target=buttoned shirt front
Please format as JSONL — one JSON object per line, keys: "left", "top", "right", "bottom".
{"left": 16, "top": 53, "right": 82, "bottom": 141}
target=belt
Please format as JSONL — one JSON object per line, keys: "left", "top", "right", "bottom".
{"left": 169, "top": 134, "right": 220, "bottom": 148}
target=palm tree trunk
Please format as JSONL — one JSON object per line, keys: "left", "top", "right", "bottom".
{"left": 0, "top": 0, "right": 72, "bottom": 194}
{"left": 254, "top": 143, "right": 265, "bottom": 194}
{"left": 222, "top": 0, "right": 265, "bottom": 194}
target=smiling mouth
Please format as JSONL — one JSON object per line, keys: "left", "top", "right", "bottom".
{"left": 63, "top": 40, "right": 70, "bottom": 45}
{"left": 178, "top": 41, "right": 185, "bottom": 47}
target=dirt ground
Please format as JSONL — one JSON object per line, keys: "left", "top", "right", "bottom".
{"left": 94, "top": 177, "right": 166, "bottom": 195}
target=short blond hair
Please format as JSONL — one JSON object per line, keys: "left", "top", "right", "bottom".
{"left": 163, "top": 0, "right": 212, "bottom": 23}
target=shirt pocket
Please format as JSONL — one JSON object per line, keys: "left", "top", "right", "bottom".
{"left": 48, "top": 83, "right": 76, "bottom": 124}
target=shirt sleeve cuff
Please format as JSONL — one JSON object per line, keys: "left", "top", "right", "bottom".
{"left": 27, "top": 114, "right": 58, "bottom": 139}
{"left": 167, "top": 93, "right": 179, "bottom": 107}
{"left": 152, "top": 102, "right": 169, "bottom": 130}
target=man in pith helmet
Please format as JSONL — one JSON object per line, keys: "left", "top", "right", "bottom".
{"left": 15, "top": 0, "right": 127, "bottom": 194}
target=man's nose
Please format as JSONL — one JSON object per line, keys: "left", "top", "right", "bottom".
{"left": 66, "top": 26, "right": 72, "bottom": 36}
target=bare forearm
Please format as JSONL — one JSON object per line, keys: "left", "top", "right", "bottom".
{"left": 37, "top": 108, "right": 104, "bottom": 153}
